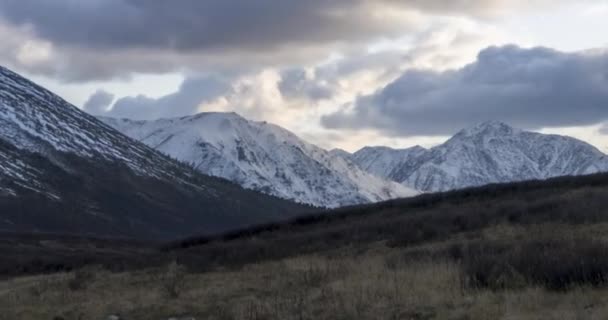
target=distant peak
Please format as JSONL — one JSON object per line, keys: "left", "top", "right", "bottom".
{"left": 356, "top": 145, "right": 427, "bottom": 154}
{"left": 0, "top": 65, "right": 15, "bottom": 76}
{"left": 357, "top": 146, "right": 396, "bottom": 153}
{"left": 457, "top": 121, "right": 519, "bottom": 137}
{"left": 474, "top": 120, "right": 512, "bottom": 130}
{"left": 329, "top": 148, "right": 352, "bottom": 157}
{"left": 224, "top": 111, "right": 242, "bottom": 118}
{"left": 178, "top": 111, "right": 245, "bottom": 122}
{"left": 408, "top": 145, "right": 427, "bottom": 152}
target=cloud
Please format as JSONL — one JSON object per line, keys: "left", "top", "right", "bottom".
{"left": 0, "top": 0, "right": 525, "bottom": 51}
{"left": 94, "top": 68, "right": 330, "bottom": 130}
{"left": 103, "top": 75, "right": 233, "bottom": 120}
{"left": 82, "top": 90, "right": 115, "bottom": 115}
{"left": 278, "top": 69, "right": 333, "bottom": 102}
{"left": 322, "top": 45, "right": 608, "bottom": 136}
{"left": 0, "top": 0, "right": 569, "bottom": 81}
{"left": 0, "top": 0, "right": 416, "bottom": 80}
{"left": 89, "top": 19, "right": 516, "bottom": 152}
{"left": 0, "top": 1, "right": 400, "bottom": 51}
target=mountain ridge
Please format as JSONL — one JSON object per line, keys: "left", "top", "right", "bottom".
{"left": 0, "top": 66, "right": 309, "bottom": 239}
{"left": 101, "top": 113, "right": 417, "bottom": 208}
{"left": 349, "top": 121, "right": 608, "bottom": 192}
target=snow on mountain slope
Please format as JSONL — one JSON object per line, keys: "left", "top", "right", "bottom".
{"left": 328, "top": 148, "right": 353, "bottom": 160}
{"left": 101, "top": 113, "right": 417, "bottom": 208}
{"left": 0, "top": 66, "right": 191, "bottom": 184}
{"left": 350, "top": 121, "right": 608, "bottom": 192}
{"left": 0, "top": 139, "right": 46, "bottom": 197}
{"left": 0, "top": 66, "right": 308, "bottom": 239}
{"left": 352, "top": 146, "right": 427, "bottom": 179}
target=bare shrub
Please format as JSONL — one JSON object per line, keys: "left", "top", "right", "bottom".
{"left": 459, "top": 237, "right": 608, "bottom": 290}
{"left": 28, "top": 278, "right": 54, "bottom": 298}
{"left": 160, "top": 261, "right": 187, "bottom": 299}
{"left": 68, "top": 268, "right": 96, "bottom": 291}
{"left": 210, "top": 302, "right": 236, "bottom": 320}
{"left": 242, "top": 300, "right": 269, "bottom": 320}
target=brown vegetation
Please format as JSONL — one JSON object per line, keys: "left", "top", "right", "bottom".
{"left": 4, "top": 225, "right": 608, "bottom": 319}
{"left": 4, "top": 173, "right": 608, "bottom": 318}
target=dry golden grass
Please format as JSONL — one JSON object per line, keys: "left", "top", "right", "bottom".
{"left": 3, "top": 233, "right": 608, "bottom": 320}
{"left": 6, "top": 172, "right": 608, "bottom": 319}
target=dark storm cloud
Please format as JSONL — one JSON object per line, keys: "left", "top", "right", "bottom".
{"left": 321, "top": 45, "right": 608, "bottom": 136}
{"left": 0, "top": 0, "right": 518, "bottom": 52}
{"left": 100, "top": 75, "right": 232, "bottom": 120}
{"left": 0, "top": 0, "right": 562, "bottom": 81}
{"left": 0, "top": 0, "right": 399, "bottom": 53}
{"left": 0, "top": 0, "right": 413, "bottom": 81}
{"left": 82, "top": 89, "right": 115, "bottom": 115}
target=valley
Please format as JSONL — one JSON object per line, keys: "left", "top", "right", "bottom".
{"left": 3, "top": 173, "right": 608, "bottom": 319}
{"left": 1, "top": 66, "right": 608, "bottom": 319}
{"left": 1, "top": 2, "right": 607, "bottom": 319}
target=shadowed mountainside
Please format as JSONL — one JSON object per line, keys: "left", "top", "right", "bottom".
{"left": 0, "top": 66, "right": 310, "bottom": 240}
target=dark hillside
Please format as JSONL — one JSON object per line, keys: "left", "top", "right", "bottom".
{"left": 3, "top": 172, "right": 608, "bottom": 278}
{"left": 168, "top": 172, "right": 608, "bottom": 255}
{"left": 0, "top": 66, "right": 311, "bottom": 241}
{"left": 0, "top": 139, "right": 311, "bottom": 240}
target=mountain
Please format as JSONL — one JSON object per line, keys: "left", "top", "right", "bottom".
{"left": 328, "top": 148, "right": 353, "bottom": 160}
{"left": 352, "top": 145, "right": 427, "bottom": 180}
{"left": 349, "top": 121, "right": 608, "bottom": 192}
{"left": 100, "top": 113, "right": 417, "bottom": 208}
{"left": 0, "top": 66, "right": 308, "bottom": 239}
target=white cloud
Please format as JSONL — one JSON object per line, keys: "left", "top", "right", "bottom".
{"left": 5, "top": 0, "right": 608, "bottom": 153}
{"left": 323, "top": 45, "right": 608, "bottom": 138}
{"left": 85, "top": 16, "right": 530, "bottom": 151}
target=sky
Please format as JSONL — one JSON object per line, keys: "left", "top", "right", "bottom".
{"left": 1, "top": 0, "right": 608, "bottom": 152}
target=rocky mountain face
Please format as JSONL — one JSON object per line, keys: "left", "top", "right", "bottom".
{"left": 101, "top": 113, "right": 417, "bottom": 208}
{"left": 0, "top": 66, "right": 308, "bottom": 239}
{"left": 349, "top": 122, "right": 608, "bottom": 192}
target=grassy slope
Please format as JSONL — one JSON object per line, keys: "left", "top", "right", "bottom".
{"left": 3, "top": 173, "right": 608, "bottom": 319}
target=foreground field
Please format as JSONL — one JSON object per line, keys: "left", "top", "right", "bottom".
{"left": 4, "top": 174, "right": 608, "bottom": 319}
{"left": 3, "top": 223, "right": 608, "bottom": 319}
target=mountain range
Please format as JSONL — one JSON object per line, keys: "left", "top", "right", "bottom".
{"left": 0, "top": 66, "right": 308, "bottom": 239}
{"left": 346, "top": 121, "right": 608, "bottom": 192}
{"left": 3, "top": 65, "right": 608, "bottom": 240}
{"left": 102, "top": 114, "right": 608, "bottom": 205}
{"left": 100, "top": 114, "right": 416, "bottom": 208}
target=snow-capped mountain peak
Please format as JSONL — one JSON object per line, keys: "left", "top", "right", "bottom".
{"left": 101, "top": 113, "right": 417, "bottom": 208}
{"left": 328, "top": 148, "right": 352, "bottom": 160}
{"left": 348, "top": 122, "right": 608, "bottom": 192}
{"left": 454, "top": 121, "right": 521, "bottom": 138}
{"left": 350, "top": 145, "right": 427, "bottom": 181}
{"left": 0, "top": 66, "right": 308, "bottom": 238}
{"left": 0, "top": 66, "right": 185, "bottom": 194}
